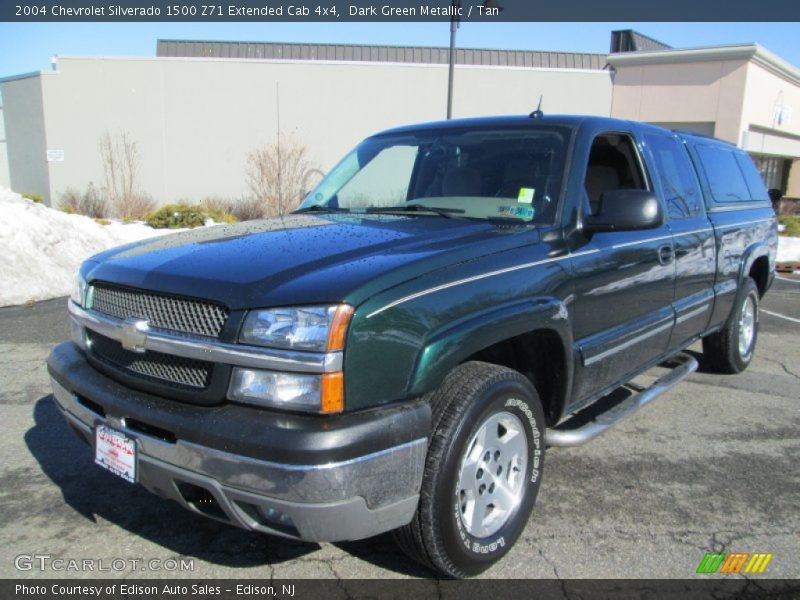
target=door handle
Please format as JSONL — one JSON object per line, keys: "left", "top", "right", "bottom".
{"left": 657, "top": 244, "right": 675, "bottom": 265}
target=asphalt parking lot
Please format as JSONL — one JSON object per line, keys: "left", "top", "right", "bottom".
{"left": 0, "top": 276, "right": 798, "bottom": 580}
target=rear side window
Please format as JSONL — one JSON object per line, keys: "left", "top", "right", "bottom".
{"left": 645, "top": 134, "right": 703, "bottom": 219}
{"left": 695, "top": 144, "right": 751, "bottom": 203}
{"left": 734, "top": 152, "right": 769, "bottom": 202}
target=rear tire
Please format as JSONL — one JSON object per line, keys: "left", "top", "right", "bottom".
{"left": 393, "top": 361, "right": 545, "bottom": 578}
{"left": 702, "top": 277, "right": 759, "bottom": 374}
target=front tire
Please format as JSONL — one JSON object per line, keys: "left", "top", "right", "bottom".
{"left": 702, "top": 277, "right": 760, "bottom": 374}
{"left": 393, "top": 361, "right": 545, "bottom": 578}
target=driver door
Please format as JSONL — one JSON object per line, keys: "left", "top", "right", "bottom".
{"left": 568, "top": 129, "right": 676, "bottom": 408}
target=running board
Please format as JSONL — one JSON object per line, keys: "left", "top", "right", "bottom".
{"left": 545, "top": 353, "right": 698, "bottom": 447}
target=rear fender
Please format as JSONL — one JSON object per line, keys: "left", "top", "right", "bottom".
{"left": 739, "top": 241, "right": 771, "bottom": 287}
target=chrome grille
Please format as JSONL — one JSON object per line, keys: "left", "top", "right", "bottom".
{"left": 87, "top": 331, "right": 212, "bottom": 389}
{"left": 90, "top": 283, "right": 228, "bottom": 338}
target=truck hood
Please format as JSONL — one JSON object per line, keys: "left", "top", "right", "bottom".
{"left": 86, "top": 213, "right": 538, "bottom": 309}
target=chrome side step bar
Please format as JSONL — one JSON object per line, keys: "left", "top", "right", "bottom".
{"left": 545, "top": 353, "right": 698, "bottom": 447}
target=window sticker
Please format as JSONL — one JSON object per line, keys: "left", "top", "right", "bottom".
{"left": 497, "top": 205, "right": 535, "bottom": 220}
{"left": 517, "top": 187, "right": 535, "bottom": 204}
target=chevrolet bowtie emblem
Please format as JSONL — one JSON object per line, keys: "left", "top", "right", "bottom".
{"left": 119, "top": 319, "right": 149, "bottom": 353}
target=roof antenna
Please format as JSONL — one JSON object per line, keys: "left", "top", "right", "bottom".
{"left": 529, "top": 95, "right": 544, "bottom": 119}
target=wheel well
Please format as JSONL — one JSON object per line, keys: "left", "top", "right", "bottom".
{"left": 749, "top": 256, "right": 770, "bottom": 297}
{"left": 465, "top": 329, "right": 566, "bottom": 426}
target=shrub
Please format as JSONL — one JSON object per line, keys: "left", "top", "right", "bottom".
{"left": 59, "top": 184, "right": 108, "bottom": 218}
{"left": 205, "top": 208, "right": 237, "bottom": 224}
{"left": 199, "top": 196, "right": 231, "bottom": 212}
{"left": 145, "top": 204, "right": 236, "bottom": 229}
{"left": 146, "top": 204, "right": 205, "bottom": 229}
{"left": 123, "top": 193, "right": 157, "bottom": 220}
{"left": 779, "top": 215, "right": 800, "bottom": 237}
{"left": 22, "top": 193, "right": 44, "bottom": 203}
{"left": 199, "top": 195, "right": 269, "bottom": 222}
{"left": 245, "top": 135, "right": 322, "bottom": 218}
{"left": 233, "top": 198, "right": 266, "bottom": 221}
{"left": 229, "top": 197, "right": 268, "bottom": 221}
{"left": 199, "top": 197, "right": 242, "bottom": 223}
{"left": 94, "top": 218, "right": 111, "bottom": 226}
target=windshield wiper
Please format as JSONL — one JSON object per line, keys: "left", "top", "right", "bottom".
{"left": 294, "top": 205, "right": 349, "bottom": 214}
{"left": 365, "top": 204, "right": 465, "bottom": 219}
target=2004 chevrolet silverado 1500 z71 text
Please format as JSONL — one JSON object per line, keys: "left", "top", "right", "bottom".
{"left": 48, "top": 115, "right": 777, "bottom": 577}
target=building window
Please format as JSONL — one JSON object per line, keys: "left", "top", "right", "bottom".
{"left": 751, "top": 154, "right": 789, "bottom": 193}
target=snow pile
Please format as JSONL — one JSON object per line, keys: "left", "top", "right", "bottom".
{"left": 777, "top": 235, "right": 800, "bottom": 264}
{"left": 0, "top": 187, "right": 176, "bottom": 307}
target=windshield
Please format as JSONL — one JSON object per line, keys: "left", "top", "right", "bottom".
{"left": 299, "top": 126, "right": 572, "bottom": 223}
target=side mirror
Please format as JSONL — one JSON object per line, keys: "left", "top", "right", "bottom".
{"left": 583, "top": 189, "right": 664, "bottom": 233}
{"left": 768, "top": 188, "right": 783, "bottom": 202}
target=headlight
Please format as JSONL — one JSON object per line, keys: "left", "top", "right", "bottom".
{"left": 239, "top": 305, "right": 353, "bottom": 352}
{"left": 71, "top": 271, "right": 88, "bottom": 306}
{"left": 228, "top": 368, "right": 344, "bottom": 414}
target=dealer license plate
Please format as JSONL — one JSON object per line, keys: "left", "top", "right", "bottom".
{"left": 95, "top": 425, "right": 137, "bottom": 483}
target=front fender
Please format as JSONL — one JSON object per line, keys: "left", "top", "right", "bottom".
{"left": 407, "top": 297, "right": 573, "bottom": 399}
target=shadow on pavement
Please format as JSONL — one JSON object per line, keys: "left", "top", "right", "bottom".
{"left": 683, "top": 348, "right": 713, "bottom": 374}
{"left": 334, "top": 536, "right": 434, "bottom": 578}
{"left": 25, "top": 394, "right": 430, "bottom": 576}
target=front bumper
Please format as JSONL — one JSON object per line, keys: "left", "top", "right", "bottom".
{"left": 47, "top": 342, "right": 429, "bottom": 542}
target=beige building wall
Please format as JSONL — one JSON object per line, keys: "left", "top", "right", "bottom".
{"left": 2, "top": 56, "right": 612, "bottom": 207}
{"left": 609, "top": 56, "right": 749, "bottom": 142}
{"left": 609, "top": 45, "right": 800, "bottom": 198}
{"left": 739, "top": 58, "right": 800, "bottom": 196}
{"left": 788, "top": 160, "right": 800, "bottom": 197}
{"left": 740, "top": 59, "right": 800, "bottom": 142}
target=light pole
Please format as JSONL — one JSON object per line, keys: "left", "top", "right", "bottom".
{"left": 446, "top": 0, "right": 460, "bottom": 120}
{"left": 446, "top": 0, "right": 503, "bottom": 119}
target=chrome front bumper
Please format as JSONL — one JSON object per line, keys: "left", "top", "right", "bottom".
{"left": 50, "top": 375, "right": 426, "bottom": 542}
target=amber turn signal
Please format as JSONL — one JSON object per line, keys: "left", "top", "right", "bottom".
{"left": 320, "top": 371, "right": 344, "bottom": 414}
{"left": 326, "top": 304, "right": 354, "bottom": 352}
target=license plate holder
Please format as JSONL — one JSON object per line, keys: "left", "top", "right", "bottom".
{"left": 95, "top": 425, "right": 137, "bottom": 483}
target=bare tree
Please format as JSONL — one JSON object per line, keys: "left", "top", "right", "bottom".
{"left": 100, "top": 131, "right": 154, "bottom": 219}
{"left": 245, "top": 135, "right": 322, "bottom": 218}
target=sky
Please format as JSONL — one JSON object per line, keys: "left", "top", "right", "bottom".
{"left": 0, "top": 22, "right": 799, "bottom": 79}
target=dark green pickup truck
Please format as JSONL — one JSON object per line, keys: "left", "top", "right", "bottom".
{"left": 48, "top": 115, "right": 777, "bottom": 577}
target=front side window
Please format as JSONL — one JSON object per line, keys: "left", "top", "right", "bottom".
{"left": 646, "top": 134, "right": 703, "bottom": 219}
{"left": 583, "top": 133, "right": 648, "bottom": 215}
{"left": 300, "top": 126, "right": 573, "bottom": 224}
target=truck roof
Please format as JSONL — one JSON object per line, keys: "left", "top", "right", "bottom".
{"left": 373, "top": 114, "right": 637, "bottom": 137}
{"left": 674, "top": 130, "right": 738, "bottom": 148}
{"left": 373, "top": 114, "right": 593, "bottom": 136}
{"left": 375, "top": 115, "right": 740, "bottom": 150}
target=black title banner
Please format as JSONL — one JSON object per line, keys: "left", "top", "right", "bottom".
{"left": 4, "top": 0, "right": 800, "bottom": 22}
